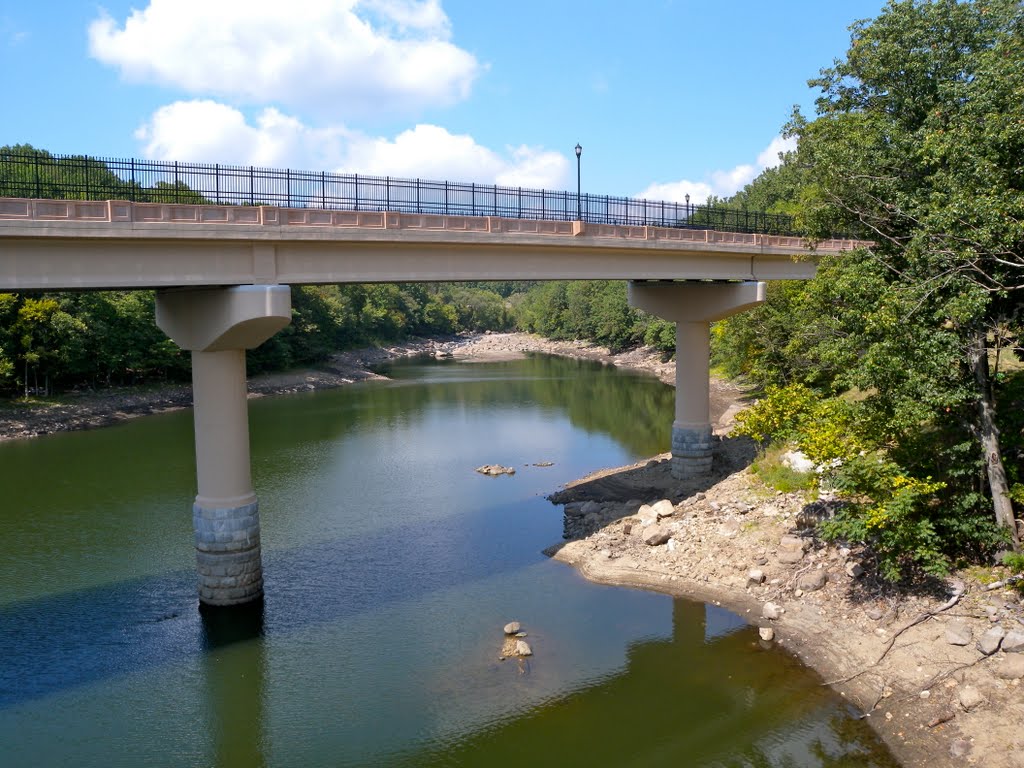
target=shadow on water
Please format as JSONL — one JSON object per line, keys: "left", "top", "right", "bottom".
{"left": 0, "top": 494, "right": 547, "bottom": 709}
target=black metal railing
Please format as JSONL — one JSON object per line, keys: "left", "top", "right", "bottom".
{"left": 0, "top": 150, "right": 802, "bottom": 236}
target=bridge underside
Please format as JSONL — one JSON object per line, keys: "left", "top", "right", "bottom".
{"left": 0, "top": 198, "right": 835, "bottom": 608}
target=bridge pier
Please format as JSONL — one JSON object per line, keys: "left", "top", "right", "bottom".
{"left": 628, "top": 281, "right": 766, "bottom": 479}
{"left": 156, "top": 285, "right": 292, "bottom": 607}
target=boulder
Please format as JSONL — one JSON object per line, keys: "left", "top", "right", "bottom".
{"left": 476, "top": 464, "right": 515, "bottom": 476}
{"left": 977, "top": 625, "right": 1006, "bottom": 656}
{"left": 957, "top": 685, "right": 986, "bottom": 712}
{"left": 762, "top": 602, "right": 782, "bottom": 620}
{"left": 503, "top": 621, "right": 521, "bottom": 636}
{"left": 635, "top": 505, "right": 659, "bottom": 527}
{"left": 747, "top": 569, "right": 766, "bottom": 587}
{"left": 514, "top": 639, "right": 533, "bottom": 657}
{"left": 759, "top": 627, "right": 775, "bottom": 641}
{"left": 777, "top": 547, "right": 805, "bottom": 564}
{"left": 650, "top": 499, "right": 675, "bottom": 520}
{"left": 995, "top": 655, "right": 1024, "bottom": 680}
{"left": 1002, "top": 630, "right": 1024, "bottom": 653}
{"left": 944, "top": 621, "right": 973, "bottom": 647}
{"left": 845, "top": 562, "right": 865, "bottom": 579}
{"left": 796, "top": 570, "right": 828, "bottom": 592}
{"left": 644, "top": 526, "right": 672, "bottom": 546}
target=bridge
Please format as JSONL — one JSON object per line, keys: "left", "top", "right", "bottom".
{"left": 0, "top": 153, "right": 864, "bottom": 608}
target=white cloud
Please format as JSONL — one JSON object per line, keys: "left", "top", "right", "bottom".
{"left": 638, "top": 135, "right": 797, "bottom": 203}
{"left": 89, "top": 0, "right": 479, "bottom": 118}
{"left": 135, "top": 100, "right": 569, "bottom": 188}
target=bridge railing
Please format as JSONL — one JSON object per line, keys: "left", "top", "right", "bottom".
{"left": 0, "top": 150, "right": 801, "bottom": 236}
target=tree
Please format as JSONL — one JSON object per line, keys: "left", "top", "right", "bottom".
{"left": 793, "top": 0, "right": 1024, "bottom": 546}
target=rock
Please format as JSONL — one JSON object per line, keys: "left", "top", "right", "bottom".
{"left": 635, "top": 505, "right": 659, "bottom": 527}
{"left": 781, "top": 450, "right": 815, "bottom": 473}
{"left": 777, "top": 548, "right": 805, "bottom": 564}
{"left": 865, "top": 608, "right": 884, "bottom": 621}
{"left": 748, "top": 569, "right": 766, "bottom": 587}
{"left": 532, "top": 461, "right": 554, "bottom": 467}
{"left": 644, "top": 527, "right": 672, "bottom": 546}
{"left": 977, "top": 626, "right": 1006, "bottom": 656}
{"left": 995, "top": 655, "right": 1024, "bottom": 680}
{"left": 950, "top": 738, "right": 973, "bottom": 758}
{"left": 762, "top": 602, "right": 782, "bottom": 620}
{"left": 503, "top": 621, "right": 521, "bottom": 635}
{"left": 796, "top": 570, "right": 828, "bottom": 592}
{"left": 1001, "top": 630, "right": 1024, "bottom": 653}
{"left": 754, "top": 555, "right": 768, "bottom": 566}
{"left": 779, "top": 534, "right": 810, "bottom": 551}
{"left": 759, "top": 627, "right": 775, "bottom": 641}
{"left": 581, "top": 500, "right": 603, "bottom": 516}
{"left": 564, "top": 502, "right": 586, "bottom": 518}
{"left": 476, "top": 464, "right": 515, "bottom": 476}
{"left": 514, "top": 639, "right": 533, "bottom": 657}
{"left": 650, "top": 499, "right": 675, "bottom": 520}
{"left": 845, "top": 561, "right": 865, "bottom": 578}
{"left": 718, "top": 519, "right": 741, "bottom": 538}
{"left": 944, "top": 621, "right": 973, "bottom": 647}
{"left": 957, "top": 685, "right": 986, "bottom": 712}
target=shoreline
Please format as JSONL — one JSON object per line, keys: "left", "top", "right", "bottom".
{"left": 1, "top": 332, "right": 1021, "bottom": 766}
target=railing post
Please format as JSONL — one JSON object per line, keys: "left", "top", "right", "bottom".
{"left": 541, "top": 189, "right": 545, "bottom": 219}
{"left": 130, "top": 158, "right": 137, "bottom": 201}
{"left": 385, "top": 176, "right": 390, "bottom": 212}
{"left": 444, "top": 180, "right": 449, "bottom": 215}
{"left": 517, "top": 187, "right": 522, "bottom": 219}
{"left": 354, "top": 174, "right": 359, "bottom": 211}
{"left": 493, "top": 184, "right": 498, "bottom": 217}
{"left": 286, "top": 168, "right": 291, "bottom": 208}
{"left": 214, "top": 163, "right": 220, "bottom": 204}
{"left": 416, "top": 179, "right": 421, "bottom": 213}
{"left": 471, "top": 182, "right": 475, "bottom": 216}
{"left": 249, "top": 166, "right": 255, "bottom": 206}
{"left": 320, "top": 171, "right": 326, "bottom": 209}
{"left": 174, "top": 161, "right": 179, "bottom": 203}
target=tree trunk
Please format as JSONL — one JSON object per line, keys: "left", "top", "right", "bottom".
{"left": 967, "top": 329, "right": 1020, "bottom": 549}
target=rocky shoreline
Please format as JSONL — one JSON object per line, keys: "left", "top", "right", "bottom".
{"left": 1, "top": 332, "right": 1021, "bottom": 766}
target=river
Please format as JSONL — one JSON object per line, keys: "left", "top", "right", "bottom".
{"left": 0, "top": 354, "right": 899, "bottom": 767}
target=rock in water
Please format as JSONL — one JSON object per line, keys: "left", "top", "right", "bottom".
{"left": 503, "top": 621, "right": 521, "bottom": 635}
{"left": 759, "top": 627, "right": 775, "bottom": 641}
{"left": 514, "top": 640, "right": 533, "bottom": 657}
{"left": 476, "top": 464, "right": 516, "bottom": 476}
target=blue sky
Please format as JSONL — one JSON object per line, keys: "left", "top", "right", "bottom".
{"left": 3, "top": 0, "right": 886, "bottom": 203}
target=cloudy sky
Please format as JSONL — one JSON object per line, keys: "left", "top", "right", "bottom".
{"left": 3, "top": 0, "right": 885, "bottom": 203}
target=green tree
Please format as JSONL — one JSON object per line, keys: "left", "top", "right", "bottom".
{"left": 792, "top": 0, "right": 1024, "bottom": 547}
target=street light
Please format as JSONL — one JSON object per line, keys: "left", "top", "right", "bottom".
{"left": 685, "top": 193, "right": 690, "bottom": 224}
{"left": 575, "top": 143, "right": 583, "bottom": 220}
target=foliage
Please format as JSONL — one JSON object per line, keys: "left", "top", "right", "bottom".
{"left": 750, "top": 445, "right": 817, "bottom": 494}
{"left": 512, "top": 279, "right": 675, "bottom": 355}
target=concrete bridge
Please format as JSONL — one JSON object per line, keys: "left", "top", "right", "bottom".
{"left": 0, "top": 193, "right": 860, "bottom": 608}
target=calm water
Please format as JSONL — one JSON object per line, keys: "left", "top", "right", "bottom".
{"left": 0, "top": 355, "right": 898, "bottom": 767}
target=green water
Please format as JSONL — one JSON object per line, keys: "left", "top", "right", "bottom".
{"left": 0, "top": 355, "right": 898, "bottom": 767}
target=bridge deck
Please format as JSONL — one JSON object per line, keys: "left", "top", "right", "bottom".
{"left": 0, "top": 198, "right": 863, "bottom": 290}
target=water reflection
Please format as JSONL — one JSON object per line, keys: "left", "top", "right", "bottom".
{"left": 201, "top": 603, "right": 267, "bottom": 768}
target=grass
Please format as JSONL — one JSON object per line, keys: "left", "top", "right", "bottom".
{"left": 750, "top": 444, "right": 818, "bottom": 494}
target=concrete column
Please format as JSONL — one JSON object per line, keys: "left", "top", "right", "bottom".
{"left": 156, "top": 285, "right": 291, "bottom": 607}
{"left": 672, "top": 321, "right": 714, "bottom": 477}
{"left": 628, "top": 281, "right": 766, "bottom": 479}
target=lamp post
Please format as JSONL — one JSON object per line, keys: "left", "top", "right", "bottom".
{"left": 575, "top": 143, "right": 582, "bottom": 220}
{"left": 685, "top": 193, "right": 690, "bottom": 224}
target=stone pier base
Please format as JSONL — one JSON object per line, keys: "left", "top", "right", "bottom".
{"left": 670, "top": 424, "right": 714, "bottom": 479}
{"left": 194, "top": 500, "right": 263, "bottom": 606}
